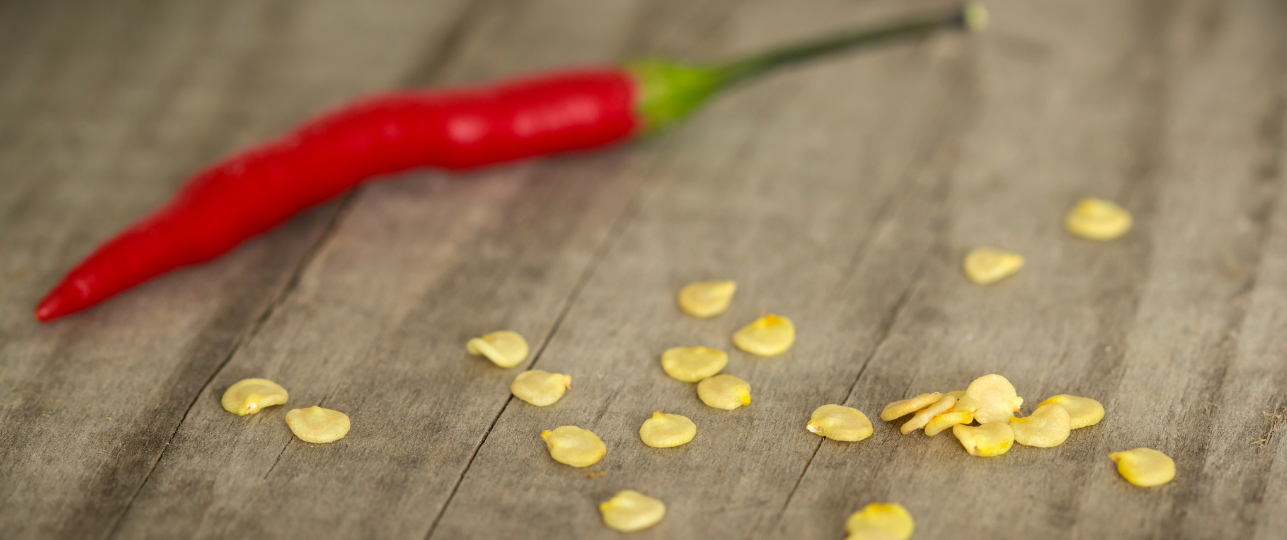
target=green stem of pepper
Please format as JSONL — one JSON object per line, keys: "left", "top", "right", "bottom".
{"left": 630, "top": 2, "right": 987, "bottom": 133}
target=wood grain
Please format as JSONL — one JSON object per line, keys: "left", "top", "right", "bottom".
{"left": 0, "top": 0, "right": 1283, "bottom": 539}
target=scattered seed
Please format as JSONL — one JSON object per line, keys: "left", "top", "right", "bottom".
{"left": 879, "top": 392, "right": 944, "bottom": 422}
{"left": 677, "top": 280, "right": 737, "bottom": 318}
{"left": 1109, "top": 448, "right": 1175, "bottom": 487}
{"left": 541, "top": 426, "right": 606, "bottom": 468}
{"left": 845, "top": 502, "right": 914, "bottom": 540}
{"left": 953, "top": 422, "right": 1014, "bottom": 457}
{"left": 966, "top": 374, "right": 1023, "bottom": 424}
{"left": 901, "top": 395, "right": 957, "bottom": 434}
{"left": 510, "top": 370, "right": 571, "bottom": 406}
{"left": 639, "top": 412, "right": 697, "bottom": 448}
{"left": 807, "top": 404, "right": 874, "bottom": 442}
{"left": 1037, "top": 395, "right": 1105, "bottom": 429}
{"left": 466, "top": 330, "right": 529, "bottom": 368}
{"left": 599, "top": 490, "right": 666, "bottom": 533}
{"left": 285, "top": 406, "right": 350, "bottom": 444}
{"left": 220, "top": 378, "right": 288, "bottom": 416}
{"left": 697, "top": 375, "right": 752, "bottom": 410}
{"left": 925, "top": 411, "right": 973, "bottom": 436}
{"left": 732, "top": 314, "right": 795, "bottom": 356}
{"left": 1065, "top": 198, "right": 1132, "bottom": 240}
{"left": 962, "top": 247, "right": 1024, "bottom": 285}
{"left": 1011, "top": 403, "right": 1072, "bottom": 447}
{"left": 660, "top": 346, "right": 728, "bottom": 382}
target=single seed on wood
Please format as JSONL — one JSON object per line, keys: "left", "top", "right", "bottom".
{"left": 600, "top": 490, "right": 666, "bottom": 532}
{"left": 285, "top": 406, "right": 350, "bottom": 444}
{"left": 807, "top": 404, "right": 873, "bottom": 442}
{"left": 677, "top": 280, "right": 736, "bottom": 318}
{"left": 466, "top": 330, "right": 529, "bottom": 368}
{"left": 962, "top": 247, "right": 1024, "bottom": 285}
{"left": 732, "top": 314, "right": 795, "bottom": 356}
{"left": 660, "top": 346, "right": 728, "bottom": 382}
{"left": 1109, "top": 448, "right": 1175, "bottom": 487}
{"left": 639, "top": 412, "right": 697, "bottom": 448}
{"left": 511, "top": 370, "right": 571, "bottom": 406}
{"left": 1065, "top": 198, "right": 1132, "bottom": 240}
{"left": 541, "top": 425, "right": 606, "bottom": 467}
{"left": 845, "top": 502, "right": 914, "bottom": 540}
{"left": 697, "top": 374, "right": 751, "bottom": 410}
{"left": 221, "top": 378, "right": 288, "bottom": 416}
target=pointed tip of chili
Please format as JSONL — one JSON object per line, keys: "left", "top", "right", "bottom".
{"left": 35, "top": 286, "right": 81, "bottom": 322}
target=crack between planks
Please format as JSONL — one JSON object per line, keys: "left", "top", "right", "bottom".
{"left": 420, "top": 159, "right": 652, "bottom": 540}
{"left": 747, "top": 257, "right": 930, "bottom": 540}
{"left": 100, "top": 193, "right": 361, "bottom": 540}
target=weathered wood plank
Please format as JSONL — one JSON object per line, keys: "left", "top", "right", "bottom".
{"left": 425, "top": 0, "right": 979, "bottom": 538}
{"left": 0, "top": 0, "right": 478, "bottom": 538}
{"left": 764, "top": 1, "right": 1287, "bottom": 539}
{"left": 107, "top": 1, "right": 764, "bottom": 539}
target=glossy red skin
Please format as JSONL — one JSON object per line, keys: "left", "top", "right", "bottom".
{"left": 37, "top": 69, "right": 640, "bottom": 321}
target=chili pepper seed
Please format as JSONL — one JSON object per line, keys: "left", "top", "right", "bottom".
{"left": 1109, "top": 448, "right": 1175, "bottom": 487}
{"left": 845, "top": 502, "right": 914, "bottom": 540}
{"left": 466, "top": 330, "right": 529, "bottom": 368}
{"left": 510, "top": 370, "right": 570, "bottom": 406}
{"left": 678, "top": 280, "right": 736, "bottom": 318}
{"left": 660, "top": 346, "right": 728, "bottom": 382}
{"left": 221, "top": 378, "right": 288, "bottom": 416}
{"left": 1010, "top": 403, "right": 1072, "bottom": 448}
{"left": 541, "top": 426, "right": 606, "bottom": 468}
{"left": 285, "top": 406, "right": 350, "bottom": 444}
{"left": 953, "top": 422, "right": 1014, "bottom": 457}
{"left": 600, "top": 490, "right": 666, "bottom": 533}
{"left": 807, "top": 404, "right": 873, "bottom": 442}
{"left": 901, "top": 395, "right": 957, "bottom": 434}
{"left": 962, "top": 247, "right": 1024, "bottom": 285}
{"left": 879, "top": 392, "right": 944, "bottom": 422}
{"left": 732, "top": 314, "right": 795, "bottom": 356}
{"left": 1065, "top": 198, "right": 1132, "bottom": 240}
{"left": 965, "top": 374, "right": 1024, "bottom": 424}
{"left": 1038, "top": 394, "right": 1105, "bottom": 429}
{"left": 697, "top": 374, "right": 751, "bottom": 410}
{"left": 639, "top": 412, "right": 697, "bottom": 448}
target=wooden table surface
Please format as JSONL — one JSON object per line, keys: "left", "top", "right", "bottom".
{"left": 2, "top": 0, "right": 1286, "bottom": 538}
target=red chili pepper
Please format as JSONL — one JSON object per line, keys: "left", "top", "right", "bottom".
{"left": 36, "top": 4, "right": 984, "bottom": 321}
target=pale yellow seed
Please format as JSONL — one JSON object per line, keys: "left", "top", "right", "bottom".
{"left": 845, "top": 502, "right": 914, "bottom": 540}
{"left": 951, "top": 395, "right": 980, "bottom": 414}
{"left": 220, "top": 378, "right": 289, "bottom": 416}
{"left": 966, "top": 374, "right": 1024, "bottom": 424}
{"left": 639, "top": 412, "right": 697, "bottom": 448}
{"left": 696, "top": 374, "right": 751, "bottom": 410}
{"left": 963, "top": 247, "right": 1024, "bottom": 285}
{"left": 946, "top": 390, "right": 967, "bottom": 399}
{"left": 466, "top": 330, "right": 529, "bottom": 368}
{"left": 677, "top": 280, "right": 737, "bottom": 318}
{"left": 806, "top": 404, "right": 873, "bottom": 442}
{"left": 285, "top": 406, "right": 350, "bottom": 444}
{"left": 1110, "top": 448, "right": 1175, "bottom": 487}
{"left": 1065, "top": 198, "right": 1132, "bottom": 241}
{"left": 1011, "top": 403, "right": 1072, "bottom": 448}
{"left": 1038, "top": 394, "right": 1105, "bottom": 429}
{"left": 924, "top": 411, "right": 973, "bottom": 436}
{"left": 541, "top": 426, "right": 606, "bottom": 468}
{"left": 600, "top": 490, "right": 666, "bottom": 533}
{"left": 732, "top": 314, "right": 795, "bottom": 357}
{"left": 879, "top": 392, "right": 944, "bottom": 422}
{"left": 901, "top": 395, "right": 957, "bottom": 434}
{"left": 953, "top": 422, "right": 1014, "bottom": 457}
{"left": 660, "top": 346, "right": 728, "bottom": 382}
{"left": 510, "top": 370, "right": 571, "bottom": 407}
